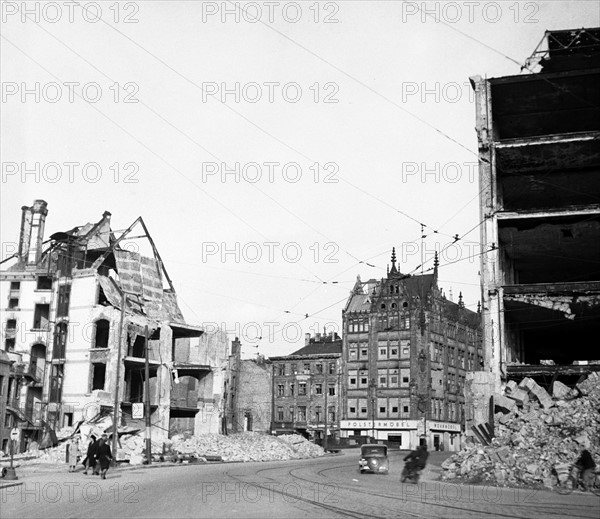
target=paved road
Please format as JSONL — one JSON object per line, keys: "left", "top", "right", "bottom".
{"left": 2, "top": 450, "right": 599, "bottom": 518}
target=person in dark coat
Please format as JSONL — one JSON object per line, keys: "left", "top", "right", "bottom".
{"left": 575, "top": 449, "right": 596, "bottom": 491}
{"left": 82, "top": 435, "right": 98, "bottom": 475}
{"left": 95, "top": 435, "right": 113, "bottom": 479}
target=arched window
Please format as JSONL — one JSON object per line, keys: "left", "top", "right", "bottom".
{"left": 380, "top": 303, "right": 386, "bottom": 310}
{"left": 94, "top": 319, "right": 110, "bottom": 349}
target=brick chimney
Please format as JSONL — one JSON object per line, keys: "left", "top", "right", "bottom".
{"left": 19, "top": 200, "right": 48, "bottom": 265}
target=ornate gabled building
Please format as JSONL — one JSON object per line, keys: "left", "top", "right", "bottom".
{"left": 340, "top": 249, "right": 483, "bottom": 451}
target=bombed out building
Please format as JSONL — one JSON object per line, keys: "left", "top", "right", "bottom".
{"left": 471, "top": 27, "right": 600, "bottom": 386}
{"left": 0, "top": 200, "right": 226, "bottom": 453}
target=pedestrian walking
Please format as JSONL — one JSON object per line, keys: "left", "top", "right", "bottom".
{"left": 82, "top": 435, "right": 99, "bottom": 475}
{"left": 95, "top": 434, "right": 113, "bottom": 479}
{"left": 67, "top": 435, "right": 80, "bottom": 472}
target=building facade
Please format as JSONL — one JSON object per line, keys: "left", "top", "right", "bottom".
{"left": 223, "top": 338, "right": 272, "bottom": 434}
{"left": 270, "top": 332, "right": 342, "bottom": 444}
{"left": 341, "top": 251, "right": 482, "bottom": 451}
{"left": 471, "top": 28, "right": 600, "bottom": 383}
{"left": 0, "top": 200, "right": 225, "bottom": 453}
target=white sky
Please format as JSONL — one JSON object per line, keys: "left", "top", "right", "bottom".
{"left": 2, "top": 1, "right": 598, "bottom": 357}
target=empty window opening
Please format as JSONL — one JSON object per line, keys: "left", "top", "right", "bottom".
{"left": 94, "top": 320, "right": 110, "bottom": 349}
{"left": 37, "top": 276, "right": 53, "bottom": 290}
{"left": 91, "top": 363, "right": 106, "bottom": 391}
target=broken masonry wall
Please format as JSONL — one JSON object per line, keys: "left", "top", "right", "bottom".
{"left": 464, "top": 371, "right": 501, "bottom": 439}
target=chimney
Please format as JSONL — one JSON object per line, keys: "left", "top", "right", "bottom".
{"left": 315, "top": 332, "right": 321, "bottom": 342}
{"left": 305, "top": 333, "right": 311, "bottom": 346}
{"left": 231, "top": 337, "right": 241, "bottom": 358}
{"left": 19, "top": 200, "right": 48, "bottom": 265}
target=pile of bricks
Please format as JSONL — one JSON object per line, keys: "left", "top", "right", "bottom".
{"left": 166, "top": 432, "right": 325, "bottom": 462}
{"left": 442, "top": 372, "right": 600, "bottom": 488}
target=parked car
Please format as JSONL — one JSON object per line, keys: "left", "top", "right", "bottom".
{"left": 358, "top": 444, "right": 389, "bottom": 474}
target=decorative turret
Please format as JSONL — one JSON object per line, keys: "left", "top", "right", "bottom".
{"left": 389, "top": 247, "right": 398, "bottom": 275}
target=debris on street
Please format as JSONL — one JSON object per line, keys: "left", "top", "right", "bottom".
{"left": 441, "top": 372, "right": 600, "bottom": 489}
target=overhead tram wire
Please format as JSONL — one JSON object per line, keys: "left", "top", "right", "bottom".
{"left": 65, "top": 0, "right": 456, "bottom": 245}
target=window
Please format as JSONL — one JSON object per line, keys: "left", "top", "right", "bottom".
{"left": 0, "top": 375, "right": 3, "bottom": 395}
{"left": 328, "top": 363, "right": 335, "bottom": 374}
{"left": 91, "top": 363, "right": 106, "bottom": 391}
{"left": 36, "top": 276, "right": 53, "bottom": 290}
{"left": 360, "top": 407, "right": 367, "bottom": 415}
{"left": 8, "top": 298, "right": 19, "bottom": 309}
{"left": 288, "top": 406, "right": 294, "bottom": 421}
{"left": 349, "top": 406, "right": 356, "bottom": 414}
{"left": 328, "top": 406, "right": 335, "bottom": 422}
{"left": 315, "top": 383, "right": 323, "bottom": 395}
{"left": 4, "top": 413, "right": 11, "bottom": 428}
{"left": 315, "top": 364, "right": 323, "bottom": 374}
{"left": 277, "top": 384, "right": 285, "bottom": 396}
{"left": 328, "top": 385, "right": 335, "bottom": 396}
{"left": 53, "top": 322, "right": 68, "bottom": 358}
{"left": 392, "top": 406, "right": 398, "bottom": 413}
{"left": 403, "top": 405, "right": 409, "bottom": 413}
{"left": 298, "top": 382, "right": 307, "bottom": 396}
{"left": 289, "top": 383, "right": 295, "bottom": 396}
{"left": 315, "top": 406, "right": 322, "bottom": 422}
{"left": 10, "top": 281, "right": 20, "bottom": 291}
{"left": 379, "top": 407, "right": 386, "bottom": 414}
{"left": 297, "top": 406, "right": 307, "bottom": 422}
{"left": 277, "top": 364, "right": 285, "bottom": 376}
{"left": 403, "top": 376, "right": 409, "bottom": 383}
{"left": 5, "top": 338, "right": 15, "bottom": 352}
{"left": 94, "top": 320, "right": 110, "bottom": 348}
{"left": 379, "top": 376, "right": 387, "bottom": 386}
{"left": 349, "top": 349, "right": 357, "bottom": 360}
{"left": 33, "top": 304, "right": 50, "bottom": 330}
{"left": 391, "top": 376, "right": 398, "bottom": 384}
{"left": 303, "top": 363, "right": 310, "bottom": 374}
{"left": 277, "top": 407, "right": 284, "bottom": 421}
{"left": 290, "top": 363, "right": 297, "bottom": 374}
{"left": 6, "top": 319, "right": 16, "bottom": 331}
{"left": 349, "top": 377, "right": 357, "bottom": 387}
{"left": 391, "top": 349, "right": 398, "bottom": 356}
{"left": 360, "top": 349, "right": 368, "bottom": 358}
{"left": 379, "top": 348, "right": 387, "bottom": 358}
{"left": 360, "top": 377, "right": 368, "bottom": 386}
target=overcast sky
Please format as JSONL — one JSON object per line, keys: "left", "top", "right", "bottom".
{"left": 2, "top": 0, "right": 598, "bottom": 357}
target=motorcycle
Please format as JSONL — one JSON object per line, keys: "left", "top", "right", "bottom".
{"left": 400, "top": 463, "right": 422, "bottom": 484}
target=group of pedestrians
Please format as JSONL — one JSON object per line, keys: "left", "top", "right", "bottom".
{"left": 67, "top": 433, "right": 113, "bottom": 479}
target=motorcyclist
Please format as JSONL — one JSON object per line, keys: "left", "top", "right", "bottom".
{"left": 404, "top": 444, "right": 429, "bottom": 474}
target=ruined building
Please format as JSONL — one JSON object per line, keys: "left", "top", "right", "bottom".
{"left": 340, "top": 251, "right": 483, "bottom": 451}
{"left": 0, "top": 200, "right": 227, "bottom": 453}
{"left": 470, "top": 27, "right": 600, "bottom": 385}
{"left": 223, "top": 338, "right": 272, "bottom": 434}
{"left": 270, "top": 332, "right": 342, "bottom": 444}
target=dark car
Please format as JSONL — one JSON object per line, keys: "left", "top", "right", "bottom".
{"left": 358, "top": 444, "right": 389, "bottom": 474}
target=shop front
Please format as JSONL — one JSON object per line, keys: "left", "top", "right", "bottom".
{"left": 340, "top": 419, "right": 462, "bottom": 451}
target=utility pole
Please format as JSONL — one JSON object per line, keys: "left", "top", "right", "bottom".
{"left": 144, "top": 325, "right": 152, "bottom": 465}
{"left": 369, "top": 378, "right": 377, "bottom": 443}
{"left": 323, "top": 368, "right": 328, "bottom": 452}
{"left": 111, "top": 290, "right": 127, "bottom": 466}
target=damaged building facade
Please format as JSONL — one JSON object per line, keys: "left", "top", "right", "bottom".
{"left": 0, "top": 200, "right": 226, "bottom": 453}
{"left": 340, "top": 252, "right": 483, "bottom": 451}
{"left": 223, "top": 338, "right": 272, "bottom": 434}
{"left": 471, "top": 28, "right": 600, "bottom": 387}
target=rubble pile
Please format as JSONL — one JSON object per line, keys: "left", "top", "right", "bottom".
{"left": 442, "top": 372, "right": 600, "bottom": 488}
{"left": 163, "top": 432, "right": 324, "bottom": 463}
{"left": 16, "top": 432, "right": 325, "bottom": 466}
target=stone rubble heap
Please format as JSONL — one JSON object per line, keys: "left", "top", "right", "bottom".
{"left": 14, "top": 432, "right": 324, "bottom": 466}
{"left": 442, "top": 372, "right": 600, "bottom": 488}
